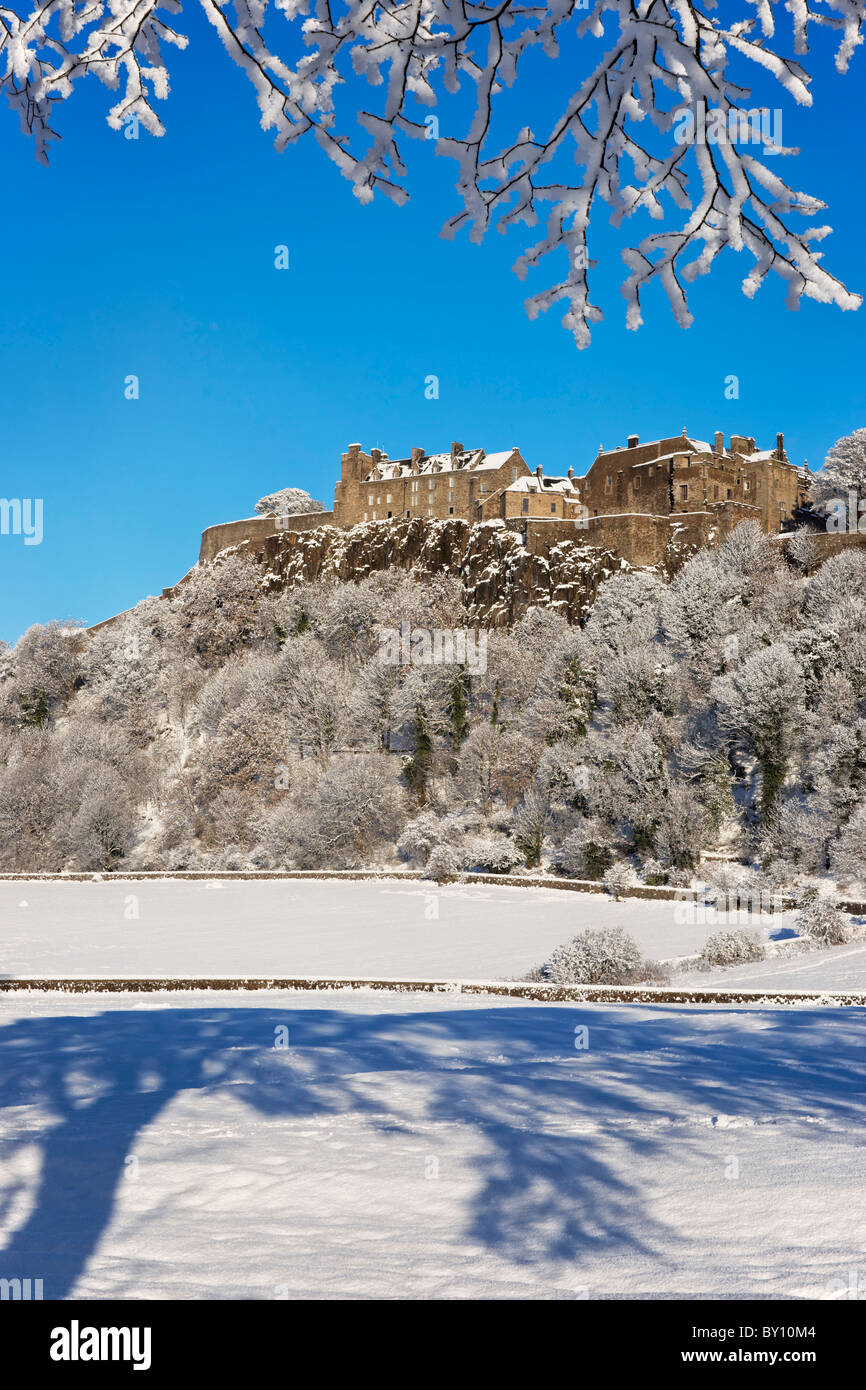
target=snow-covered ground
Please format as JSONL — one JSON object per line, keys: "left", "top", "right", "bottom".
{"left": 1, "top": 987, "right": 864, "bottom": 1300}
{"left": 0, "top": 879, "right": 802, "bottom": 981}
{"left": 680, "top": 941, "right": 866, "bottom": 992}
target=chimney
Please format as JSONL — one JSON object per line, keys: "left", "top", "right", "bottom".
{"left": 776, "top": 432, "right": 784, "bottom": 459}
{"left": 567, "top": 466, "right": 574, "bottom": 479}
{"left": 451, "top": 441, "right": 464, "bottom": 461}
{"left": 714, "top": 431, "right": 724, "bottom": 455}
{"left": 411, "top": 446, "right": 424, "bottom": 467}
{"left": 535, "top": 464, "right": 544, "bottom": 480}
{"left": 370, "top": 447, "right": 382, "bottom": 466}
{"left": 627, "top": 434, "right": 639, "bottom": 448}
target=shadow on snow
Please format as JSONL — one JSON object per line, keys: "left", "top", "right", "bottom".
{"left": 0, "top": 1002, "right": 863, "bottom": 1296}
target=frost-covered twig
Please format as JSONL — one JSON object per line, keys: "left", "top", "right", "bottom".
{"left": 2, "top": 0, "right": 863, "bottom": 343}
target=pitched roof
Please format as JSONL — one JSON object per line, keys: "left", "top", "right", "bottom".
{"left": 363, "top": 447, "right": 516, "bottom": 482}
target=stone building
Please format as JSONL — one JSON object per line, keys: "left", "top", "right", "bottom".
{"left": 332, "top": 429, "right": 807, "bottom": 544}
{"left": 332, "top": 442, "right": 530, "bottom": 527}
{"left": 579, "top": 428, "right": 807, "bottom": 532}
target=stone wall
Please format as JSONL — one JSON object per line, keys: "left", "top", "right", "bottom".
{"left": 198, "top": 511, "right": 334, "bottom": 564}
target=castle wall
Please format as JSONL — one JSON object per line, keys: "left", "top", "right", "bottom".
{"left": 198, "top": 511, "right": 334, "bottom": 564}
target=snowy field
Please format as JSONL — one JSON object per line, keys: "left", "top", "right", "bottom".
{"left": 0, "top": 878, "right": 802, "bottom": 981}
{"left": 681, "top": 941, "right": 866, "bottom": 992}
{"left": 1, "top": 987, "right": 864, "bottom": 1300}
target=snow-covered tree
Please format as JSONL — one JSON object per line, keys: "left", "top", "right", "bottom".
{"left": 255, "top": 487, "right": 325, "bottom": 516}
{"left": 809, "top": 428, "right": 866, "bottom": 513}
{"left": 513, "top": 785, "right": 550, "bottom": 868}
{"left": 583, "top": 571, "right": 665, "bottom": 657}
{"left": 5, "top": 1, "right": 862, "bottom": 345}
{"left": 797, "top": 891, "right": 851, "bottom": 944}
{"left": 831, "top": 802, "right": 866, "bottom": 886}
{"left": 283, "top": 754, "right": 406, "bottom": 867}
{"left": 712, "top": 641, "right": 806, "bottom": 819}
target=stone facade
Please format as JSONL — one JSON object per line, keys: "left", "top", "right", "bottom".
{"left": 333, "top": 442, "right": 530, "bottom": 527}
{"left": 578, "top": 429, "right": 808, "bottom": 541}
{"left": 331, "top": 429, "right": 808, "bottom": 564}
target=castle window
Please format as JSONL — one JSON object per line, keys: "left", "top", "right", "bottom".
{"left": 363, "top": 512, "right": 368, "bottom": 522}
{"left": 386, "top": 493, "right": 392, "bottom": 503}
{"left": 512, "top": 467, "right": 518, "bottom": 482}
{"left": 411, "top": 479, "right": 419, "bottom": 493}
{"left": 522, "top": 498, "right": 529, "bottom": 514}
{"left": 714, "top": 485, "right": 719, "bottom": 500}
{"left": 634, "top": 476, "right": 641, "bottom": 491}
{"left": 368, "top": 495, "right": 374, "bottom": 505}
{"left": 744, "top": 478, "right": 751, "bottom": 492}
{"left": 679, "top": 484, "right": 689, "bottom": 501}
{"left": 428, "top": 479, "right": 435, "bottom": 491}
{"left": 604, "top": 474, "right": 612, "bottom": 493}
{"left": 550, "top": 502, "right": 556, "bottom": 513}
{"left": 449, "top": 507, "right": 454, "bottom": 514}
{"left": 727, "top": 488, "right": 732, "bottom": 499}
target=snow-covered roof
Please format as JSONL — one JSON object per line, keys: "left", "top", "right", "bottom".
{"left": 743, "top": 449, "right": 776, "bottom": 463}
{"left": 505, "top": 475, "right": 579, "bottom": 495}
{"left": 598, "top": 434, "right": 713, "bottom": 463}
{"left": 363, "top": 447, "right": 516, "bottom": 482}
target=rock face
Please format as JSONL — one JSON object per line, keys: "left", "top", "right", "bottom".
{"left": 252, "top": 517, "right": 624, "bottom": 625}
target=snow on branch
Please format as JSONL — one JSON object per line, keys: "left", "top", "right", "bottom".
{"left": 2, "top": 0, "right": 863, "bottom": 343}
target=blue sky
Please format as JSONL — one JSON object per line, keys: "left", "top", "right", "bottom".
{"left": 1, "top": 10, "right": 864, "bottom": 643}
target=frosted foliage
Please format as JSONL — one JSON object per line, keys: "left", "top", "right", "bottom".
{"left": 700, "top": 929, "right": 766, "bottom": 966}
{"left": 542, "top": 926, "right": 644, "bottom": 986}
{"left": 810, "top": 428, "right": 866, "bottom": 511}
{"left": 255, "top": 488, "right": 326, "bottom": 516}
{"left": 3, "top": 1, "right": 863, "bottom": 344}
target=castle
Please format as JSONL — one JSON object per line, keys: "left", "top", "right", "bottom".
{"left": 87, "top": 424, "right": 836, "bottom": 637}
{"left": 323, "top": 428, "right": 809, "bottom": 567}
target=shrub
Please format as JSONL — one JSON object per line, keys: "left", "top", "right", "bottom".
{"left": 466, "top": 834, "right": 524, "bottom": 874}
{"left": 542, "top": 926, "right": 646, "bottom": 985}
{"left": 552, "top": 820, "right": 616, "bottom": 880}
{"left": 396, "top": 812, "right": 442, "bottom": 866}
{"left": 641, "top": 857, "right": 668, "bottom": 886}
{"left": 797, "top": 894, "right": 851, "bottom": 945}
{"left": 700, "top": 929, "right": 766, "bottom": 966}
{"left": 425, "top": 844, "right": 464, "bottom": 882}
{"left": 602, "top": 862, "right": 635, "bottom": 900}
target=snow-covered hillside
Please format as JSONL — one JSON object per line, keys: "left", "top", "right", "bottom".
{"left": 1, "top": 987, "right": 863, "bottom": 1300}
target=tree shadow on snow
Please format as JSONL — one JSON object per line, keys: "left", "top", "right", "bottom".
{"left": 0, "top": 1001, "right": 863, "bottom": 1296}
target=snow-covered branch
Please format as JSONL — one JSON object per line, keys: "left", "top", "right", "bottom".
{"left": 3, "top": 0, "right": 863, "bottom": 342}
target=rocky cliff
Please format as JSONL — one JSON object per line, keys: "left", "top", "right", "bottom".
{"left": 248, "top": 516, "right": 625, "bottom": 625}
